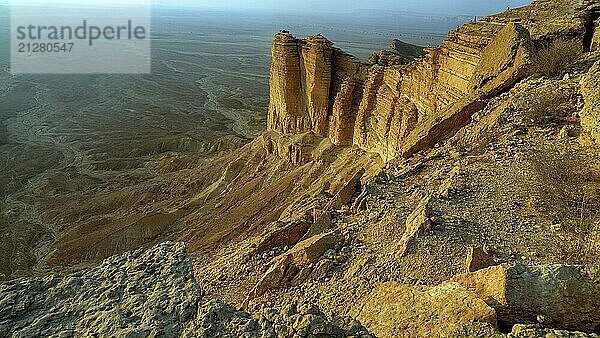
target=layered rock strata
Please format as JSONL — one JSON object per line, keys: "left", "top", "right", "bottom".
{"left": 268, "top": 33, "right": 363, "bottom": 138}
{"left": 267, "top": 0, "right": 598, "bottom": 161}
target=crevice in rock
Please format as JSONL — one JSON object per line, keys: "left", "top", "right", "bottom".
{"left": 498, "top": 321, "right": 513, "bottom": 334}
{"left": 485, "top": 79, "right": 517, "bottom": 100}
{"left": 327, "top": 50, "right": 341, "bottom": 119}
{"left": 583, "top": 11, "right": 600, "bottom": 52}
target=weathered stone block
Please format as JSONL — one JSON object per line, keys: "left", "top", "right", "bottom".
{"left": 471, "top": 23, "right": 534, "bottom": 98}
{"left": 455, "top": 264, "right": 600, "bottom": 332}
{"left": 355, "top": 282, "right": 497, "bottom": 338}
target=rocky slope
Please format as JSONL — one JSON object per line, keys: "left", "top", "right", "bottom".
{"left": 0, "top": 242, "right": 374, "bottom": 338}
{"left": 3, "top": 0, "right": 600, "bottom": 337}
{"left": 267, "top": 0, "right": 599, "bottom": 160}
{"left": 195, "top": 0, "right": 600, "bottom": 337}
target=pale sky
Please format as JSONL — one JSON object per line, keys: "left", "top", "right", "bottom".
{"left": 5, "top": 0, "right": 533, "bottom": 15}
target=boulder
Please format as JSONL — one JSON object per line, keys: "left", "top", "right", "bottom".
{"left": 288, "top": 231, "right": 344, "bottom": 267}
{"left": 327, "top": 168, "right": 365, "bottom": 210}
{"left": 580, "top": 61, "right": 600, "bottom": 145}
{"left": 250, "top": 232, "right": 344, "bottom": 297}
{"left": 471, "top": 23, "right": 535, "bottom": 98}
{"left": 355, "top": 282, "right": 497, "bottom": 338}
{"left": 254, "top": 220, "right": 311, "bottom": 254}
{"left": 397, "top": 196, "right": 437, "bottom": 256}
{"left": 300, "top": 210, "right": 332, "bottom": 242}
{"left": 454, "top": 264, "right": 600, "bottom": 332}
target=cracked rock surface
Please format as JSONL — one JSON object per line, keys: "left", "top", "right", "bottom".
{"left": 0, "top": 242, "right": 373, "bottom": 338}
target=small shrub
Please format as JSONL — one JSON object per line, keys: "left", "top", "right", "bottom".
{"left": 533, "top": 39, "right": 583, "bottom": 77}
{"left": 523, "top": 87, "right": 569, "bottom": 125}
{"left": 530, "top": 150, "right": 600, "bottom": 263}
{"left": 515, "top": 85, "right": 577, "bottom": 125}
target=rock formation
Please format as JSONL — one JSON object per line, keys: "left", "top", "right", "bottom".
{"left": 0, "top": 242, "right": 374, "bottom": 338}
{"left": 185, "top": 300, "right": 375, "bottom": 338}
{"left": 268, "top": 33, "right": 363, "bottom": 138}
{"left": 470, "top": 23, "right": 535, "bottom": 97}
{"left": 0, "top": 242, "right": 202, "bottom": 337}
{"left": 454, "top": 264, "right": 600, "bottom": 332}
{"left": 250, "top": 231, "right": 344, "bottom": 297}
{"left": 266, "top": 1, "right": 598, "bottom": 161}
{"left": 355, "top": 282, "right": 498, "bottom": 338}
{"left": 466, "top": 247, "right": 499, "bottom": 273}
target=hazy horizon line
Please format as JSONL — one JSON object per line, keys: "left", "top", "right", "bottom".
{"left": 2, "top": 0, "right": 532, "bottom": 17}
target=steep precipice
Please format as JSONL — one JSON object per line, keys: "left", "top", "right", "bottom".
{"left": 268, "top": 33, "right": 364, "bottom": 139}
{"left": 267, "top": 0, "right": 600, "bottom": 161}
{"left": 3, "top": 1, "right": 600, "bottom": 337}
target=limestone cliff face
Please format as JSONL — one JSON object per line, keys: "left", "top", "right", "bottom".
{"left": 267, "top": 0, "right": 599, "bottom": 161}
{"left": 268, "top": 33, "right": 306, "bottom": 135}
{"left": 268, "top": 33, "right": 363, "bottom": 138}
{"left": 268, "top": 23, "right": 509, "bottom": 159}
{"left": 301, "top": 35, "right": 334, "bottom": 136}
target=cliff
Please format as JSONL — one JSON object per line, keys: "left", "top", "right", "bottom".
{"left": 267, "top": 0, "right": 600, "bottom": 161}
{"left": 268, "top": 33, "right": 364, "bottom": 139}
{"left": 3, "top": 1, "right": 600, "bottom": 337}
